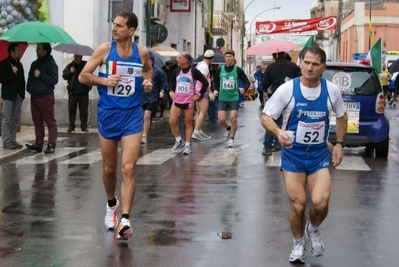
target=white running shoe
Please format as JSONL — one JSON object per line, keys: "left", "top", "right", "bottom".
{"left": 305, "top": 222, "right": 325, "bottom": 257}
{"left": 192, "top": 132, "right": 205, "bottom": 141}
{"left": 141, "top": 135, "right": 147, "bottom": 144}
{"left": 171, "top": 140, "right": 185, "bottom": 153}
{"left": 225, "top": 130, "right": 231, "bottom": 140}
{"left": 289, "top": 239, "right": 306, "bottom": 263}
{"left": 117, "top": 218, "right": 133, "bottom": 240}
{"left": 227, "top": 139, "right": 234, "bottom": 148}
{"left": 183, "top": 146, "right": 192, "bottom": 155}
{"left": 200, "top": 132, "right": 212, "bottom": 140}
{"left": 104, "top": 197, "right": 119, "bottom": 230}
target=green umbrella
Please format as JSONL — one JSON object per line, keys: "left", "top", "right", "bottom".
{"left": 0, "top": 22, "right": 76, "bottom": 44}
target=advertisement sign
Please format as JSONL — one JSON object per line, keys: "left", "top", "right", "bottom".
{"left": 255, "top": 16, "right": 337, "bottom": 35}
{"left": 257, "top": 34, "right": 313, "bottom": 46}
{"left": 170, "top": 0, "right": 191, "bottom": 12}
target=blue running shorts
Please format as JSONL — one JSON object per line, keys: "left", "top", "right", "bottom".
{"left": 280, "top": 145, "right": 330, "bottom": 175}
{"left": 98, "top": 105, "right": 143, "bottom": 141}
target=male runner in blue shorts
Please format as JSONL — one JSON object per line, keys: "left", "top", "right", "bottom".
{"left": 79, "top": 10, "right": 153, "bottom": 240}
{"left": 261, "top": 46, "right": 348, "bottom": 263}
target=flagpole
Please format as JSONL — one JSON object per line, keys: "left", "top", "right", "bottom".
{"left": 369, "top": 0, "right": 371, "bottom": 50}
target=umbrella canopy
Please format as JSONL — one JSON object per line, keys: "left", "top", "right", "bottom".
{"left": 0, "top": 22, "right": 76, "bottom": 44}
{"left": 246, "top": 40, "right": 299, "bottom": 56}
{"left": 151, "top": 45, "right": 180, "bottom": 57}
{"left": 389, "top": 58, "right": 399, "bottom": 73}
{"left": 0, "top": 41, "right": 28, "bottom": 61}
{"left": 148, "top": 49, "right": 166, "bottom": 68}
{"left": 53, "top": 43, "right": 94, "bottom": 56}
{"left": 194, "top": 53, "right": 225, "bottom": 65}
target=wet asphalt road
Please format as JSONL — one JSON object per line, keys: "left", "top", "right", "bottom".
{"left": 1, "top": 100, "right": 399, "bottom": 267}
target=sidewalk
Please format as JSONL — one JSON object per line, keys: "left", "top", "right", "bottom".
{"left": 0, "top": 110, "right": 170, "bottom": 163}
{"left": 0, "top": 126, "right": 95, "bottom": 163}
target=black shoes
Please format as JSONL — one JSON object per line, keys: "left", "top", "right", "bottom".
{"left": 3, "top": 143, "right": 16, "bottom": 149}
{"left": 44, "top": 144, "right": 55, "bottom": 154}
{"left": 13, "top": 142, "right": 23, "bottom": 149}
{"left": 26, "top": 144, "right": 42, "bottom": 153}
{"left": 81, "top": 127, "right": 89, "bottom": 132}
{"left": 25, "top": 144, "right": 55, "bottom": 153}
{"left": 3, "top": 141, "right": 23, "bottom": 149}
{"left": 67, "top": 127, "right": 75, "bottom": 133}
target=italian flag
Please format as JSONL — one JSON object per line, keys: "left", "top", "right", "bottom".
{"left": 360, "top": 37, "right": 382, "bottom": 74}
{"left": 104, "top": 60, "right": 117, "bottom": 75}
{"left": 297, "top": 35, "right": 314, "bottom": 66}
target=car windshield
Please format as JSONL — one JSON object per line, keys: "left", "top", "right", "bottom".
{"left": 323, "top": 66, "right": 381, "bottom": 95}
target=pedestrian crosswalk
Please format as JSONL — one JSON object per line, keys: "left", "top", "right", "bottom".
{"left": 13, "top": 146, "right": 380, "bottom": 171}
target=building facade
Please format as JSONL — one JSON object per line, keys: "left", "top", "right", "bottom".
{"left": 312, "top": 0, "right": 399, "bottom": 63}
{"left": 8, "top": 0, "right": 244, "bottom": 127}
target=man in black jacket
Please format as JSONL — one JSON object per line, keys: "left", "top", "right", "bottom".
{"left": 261, "top": 52, "right": 299, "bottom": 155}
{"left": 62, "top": 55, "right": 92, "bottom": 132}
{"left": 25, "top": 43, "right": 59, "bottom": 154}
{"left": 0, "top": 43, "right": 25, "bottom": 149}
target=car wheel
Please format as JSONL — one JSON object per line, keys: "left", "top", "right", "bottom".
{"left": 375, "top": 138, "right": 389, "bottom": 158}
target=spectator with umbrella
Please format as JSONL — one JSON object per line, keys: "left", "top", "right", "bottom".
{"left": 62, "top": 54, "right": 92, "bottom": 132}
{"left": 0, "top": 43, "right": 25, "bottom": 149}
{"left": 25, "top": 43, "right": 59, "bottom": 154}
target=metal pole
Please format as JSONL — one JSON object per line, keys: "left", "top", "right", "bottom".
{"left": 109, "top": 0, "right": 113, "bottom": 40}
{"left": 241, "top": 0, "right": 256, "bottom": 68}
{"left": 210, "top": 0, "right": 214, "bottom": 48}
{"left": 248, "top": 7, "right": 280, "bottom": 48}
{"left": 369, "top": 0, "right": 371, "bottom": 50}
{"left": 146, "top": 0, "right": 151, "bottom": 47}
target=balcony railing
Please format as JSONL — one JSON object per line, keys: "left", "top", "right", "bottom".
{"left": 204, "top": 10, "right": 231, "bottom": 36}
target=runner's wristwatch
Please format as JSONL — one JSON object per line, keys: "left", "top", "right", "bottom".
{"left": 336, "top": 141, "right": 345, "bottom": 147}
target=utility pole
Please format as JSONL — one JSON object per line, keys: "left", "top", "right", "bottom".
{"left": 337, "top": 0, "right": 343, "bottom": 61}
{"left": 146, "top": 0, "right": 151, "bottom": 47}
{"left": 241, "top": 0, "right": 256, "bottom": 68}
{"left": 368, "top": 0, "right": 372, "bottom": 50}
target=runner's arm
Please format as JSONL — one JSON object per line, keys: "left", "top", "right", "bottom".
{"left": 79, "top": 42, "right": 112, "bottom": 86}
{"left": 237, "top": 67, "right": 250, "bottom": 91}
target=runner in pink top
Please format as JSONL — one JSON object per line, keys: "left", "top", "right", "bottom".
{"left": 168, "top": 52, "right": 209, "bottom": 155}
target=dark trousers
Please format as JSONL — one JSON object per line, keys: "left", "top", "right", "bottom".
{"left": 263, "top": 115, "right": 282, "bottom": 149}
{"left": 207, "top": 98, "right": 218, "bottom": 122}
{"left": 258, "top": 90, "right": 264, "bottom": 104}
{"left": 68, "top": 93, "right": 89, "bottom": 129}
{"left": 30, "top": 94, "right": 58, "bottom": 148}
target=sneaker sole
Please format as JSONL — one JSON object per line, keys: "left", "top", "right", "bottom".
{"left": 289, "top": 257, "right": 305, "bottom": 264}
{"left": 171, "top": 147, "right": 185, "bottom": 153}
{"left": 117, "top": 227, "right": 133, "bottom": 240}
{"left": 305, "top": 228, "right": 324, "bottom": 257}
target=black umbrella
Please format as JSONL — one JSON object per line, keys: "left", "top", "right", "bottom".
{"left": 388, "top": 58, "right": 399, "bottom": 73}
{"left": 148, "top": 49, "right": 165, "bottom": 67}
{"left": 193, "top": 53, "right": 225, "bottom": 65}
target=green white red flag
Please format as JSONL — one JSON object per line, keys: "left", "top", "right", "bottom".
{"left": 360, "top": 38, "right": 382, "bottom": 74}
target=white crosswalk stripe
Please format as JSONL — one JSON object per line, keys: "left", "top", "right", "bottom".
{"left": 14, "top": 146, "right": 374, "bottom": 170}
{"left": 197, "top": 148, "right": 241, "bottom": 165}
{"left": 137, "top": 149, "right": 177, "bottom": 165}
{"left": 16, "top": 148, "right": 85, "bottom": 165}
{"left": 60, "top": 149, "right": 103, "bottom": 165}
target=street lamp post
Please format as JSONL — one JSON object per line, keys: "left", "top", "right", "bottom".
{"left": 248, "top": 7, "right": 281, "bottom": 48}
{"left": 241, "top": 0, "right": 256, "bottom": 67}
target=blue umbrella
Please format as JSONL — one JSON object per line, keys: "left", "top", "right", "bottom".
{"left": 149, "top": 49, "right": 165, "bottom": 67}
